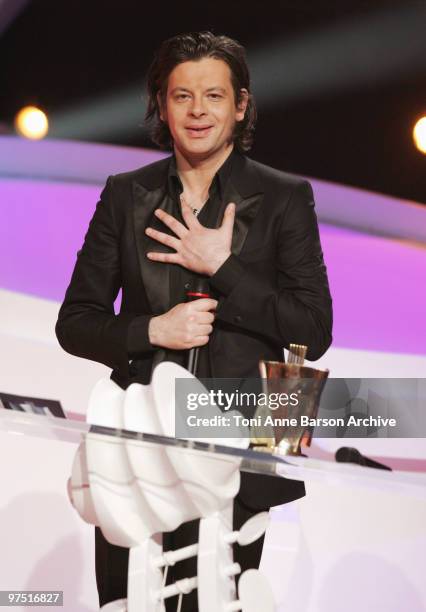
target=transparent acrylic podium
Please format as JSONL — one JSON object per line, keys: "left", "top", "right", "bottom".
{"left": 0, "top": 407, "right": 285, "bottom": 612}
{"left": 1, "top": 367, "right": 426, "bottom": 612}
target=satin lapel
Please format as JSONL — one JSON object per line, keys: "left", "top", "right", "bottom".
{"left": 223, "top": 181, "right": 264, "bottom": 256}
{"left": 133, "top": 181, "right": 174, "bottom": 314}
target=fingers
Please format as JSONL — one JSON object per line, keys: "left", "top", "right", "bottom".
{"left": 182, "top": 321, "right": 213, "bottom": 347}
{"left": 191, "top": 298, "right": 218, "bottom": 312}
{"left": 197, "top": 311, "right": 215, "bottom": 324}
{"left": 189, "top": 335, "right": 210, "bottom": 347}
{"left": 146, "top": 251, "right": 182, "bottom": 264}
{"left": 197, "top": 324, "right": 213, "bottom": 335}
{"left": 145, "top": 227, "right": 180, "bottom": 250}
{"left": 154, "top": 209, "right": 188, "bottom": 238}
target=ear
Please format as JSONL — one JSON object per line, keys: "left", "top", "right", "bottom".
{"left": 157, "top": 91, "right": 167, "bottom": 122}
{"left": 236, "top": 89, "right": 249, "bottom": 122}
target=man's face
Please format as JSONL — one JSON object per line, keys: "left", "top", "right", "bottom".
{"left": 158, "top": 57, "right": 247, "bottom": 161}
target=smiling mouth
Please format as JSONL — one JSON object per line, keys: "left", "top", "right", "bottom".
{"left": 185, "top": 126, "right": 213, "bottom": 137}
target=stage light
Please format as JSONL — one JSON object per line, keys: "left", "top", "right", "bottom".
{"left": 413, "top": 116, "right": 426, "bottom": 154}
{"left": 14, "top": 106, "right": 49, "bottom": 140}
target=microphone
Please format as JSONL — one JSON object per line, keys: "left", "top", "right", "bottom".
{"left": 335, "top": 447, "right": 392, "bottom": 471}
{"left": 185, "top": 277, "right": 211, "bottom": 376}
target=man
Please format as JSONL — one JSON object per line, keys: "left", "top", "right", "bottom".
{"left": 56, "top": 31, "right": 332, "bottom": 610}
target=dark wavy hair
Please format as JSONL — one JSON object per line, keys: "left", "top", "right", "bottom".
{"left": 145, "top": 31, "right": 257, "bottom": 152}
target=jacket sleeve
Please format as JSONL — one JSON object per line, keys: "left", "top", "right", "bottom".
{"left": 55, "top": 176, "right": 154, "bottom": 375}
{"left": 209, "top": 180, "right": 333, "bottom": 361}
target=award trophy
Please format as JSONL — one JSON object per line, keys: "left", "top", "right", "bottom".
{"left": 252, "top": 344, "right": 329, "bottom": 455}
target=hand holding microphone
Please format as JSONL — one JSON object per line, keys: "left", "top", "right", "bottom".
{"left": 148, "top": 280, "right": 216, "bottom": 355}
{"left": 185, "top": 278, "right": 212, "bottom": 375}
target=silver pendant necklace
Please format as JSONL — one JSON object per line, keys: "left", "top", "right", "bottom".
{"left": 180, "top": 194, "right": 202, "bottom": 217}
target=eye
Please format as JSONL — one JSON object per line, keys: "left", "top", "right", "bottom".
{"left": 176, "top": 94, "right": 190, "bottom": 101}
{"left": 208, "top": 93, "right": 222, "bottom": 100}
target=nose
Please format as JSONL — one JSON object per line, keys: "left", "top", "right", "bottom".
{"left": 189, "top": 94, "right": 206, "bottom": 117}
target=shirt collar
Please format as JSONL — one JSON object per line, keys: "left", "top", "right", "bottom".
{"left": 167, "top": 147, "right": 237, "bottom": 201}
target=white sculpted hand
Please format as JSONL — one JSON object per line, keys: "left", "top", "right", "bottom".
{"left": 145, "top": 200, "right": 235, "bottom": 276}
{"left": 148, "top": 298, "right": 217, "bottom": 350}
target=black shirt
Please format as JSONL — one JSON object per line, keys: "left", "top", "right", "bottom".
{"left": 163, "top": 147, "right": 236, "bottom": 375}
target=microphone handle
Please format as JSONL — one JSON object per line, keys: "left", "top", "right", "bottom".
{"left": 187, "top": 347, "right": 199, "bottom": 376}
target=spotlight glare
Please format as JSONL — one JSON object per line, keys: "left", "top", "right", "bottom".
{"left": 413, "top": 116, "right": 426, "bottom": 154}
{"left": 14, "top": 106, "right": 49, "bottom": 140}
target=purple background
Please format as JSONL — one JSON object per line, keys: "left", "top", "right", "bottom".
{"left": 1, "top": 175, "right": 425, "bottom": 355}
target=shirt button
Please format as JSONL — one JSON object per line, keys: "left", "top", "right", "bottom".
{"left": 234, "top": 315, "right": 242, "bottom": 324}
{"left": 184, "top": 283, "right": 191, "bottom": 289}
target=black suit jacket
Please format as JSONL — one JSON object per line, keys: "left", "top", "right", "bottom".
{"left": 56, "top": 149, "right": 332, "bottom": 509}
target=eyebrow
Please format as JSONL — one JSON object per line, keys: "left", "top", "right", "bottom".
{"left": 170, "top": 86, "right": 227, "bottom": 94}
